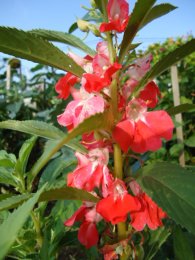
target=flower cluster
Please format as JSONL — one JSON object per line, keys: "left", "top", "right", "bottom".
{"left": 55, "top": 0, "right": 174, "bottom": 258}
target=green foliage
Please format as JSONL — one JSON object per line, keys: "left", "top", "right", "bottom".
{"left": 137, "top": 162, "right": 195, "bottom": 235}
{"left": 0, "top": 185, "right": 45, "bottom": 259}
{"left": 119, "top": 0, "right": 156, "bottom": 63}
{"left": 0, "top": 27, "right": 84, "bottom": 77}
{"left": 136, "top": 39, "right": 195, "bottom": 95}
{"left": 173, "top": 226, "right": 195, "bottom": 260}
{"left": 30, "top": 29, "right": 96, "bottom": 56}
{"left": 139, "top": 3, "right": 177, "bottom": 30}
{"left": 144, "top": 227, "right": 171, "bottom": 260}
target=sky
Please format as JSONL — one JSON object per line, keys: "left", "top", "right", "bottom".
{"left": 0, "top": 0, "right": 194, "bottom": 71}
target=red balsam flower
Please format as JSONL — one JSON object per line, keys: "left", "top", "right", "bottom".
{"left": 100, "top": 0, "right": 129, "bottom": 33}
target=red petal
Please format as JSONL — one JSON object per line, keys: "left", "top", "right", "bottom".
{"left": 78, "top": 221, "right": 99, "bottom": 248}
{"left": 64, "top": 205, "right": 87, "bottom": 226}
{"left": 112, "top": 120, "right": 134, "bottom": 152}
{"left": 96, "top": 194, "right": 140, "bottom": 224}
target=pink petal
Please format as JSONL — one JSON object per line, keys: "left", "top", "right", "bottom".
{"left": 64, "top": 205, "right": 87, "bottom": 227}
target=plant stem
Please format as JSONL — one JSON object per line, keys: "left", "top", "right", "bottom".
{"left": 113, "top": 144, "right": 128, "bottom": 260}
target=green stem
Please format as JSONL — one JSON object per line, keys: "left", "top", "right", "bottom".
{"left": 31, "top": 211, "right": 43, "bottom": 248}
{"left": 113, "top": 144, "right": 128, "bottom": 260}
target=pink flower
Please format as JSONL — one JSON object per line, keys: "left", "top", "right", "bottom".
{"left": 127, "top": 54, "right": 153, "bottom": 81}
{"left": 96, "top": 179, "right": 141, "bottom": 224}
{"left": 113, "top": 98, "right": 174, "bottom": 153}
{"left": 100, "top": 0, "right": 129, "bottom": 33}
{"left": 67, "top": 148, "right": 111, "bottom": 193}
{"left": 57, "top": 89, "right": 105, "bottom": 130}
{"left": 129, "top": 181, "right": 167, "bottom": 231}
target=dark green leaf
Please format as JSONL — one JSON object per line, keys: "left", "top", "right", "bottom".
{"left": 140, "top": 4, "right": 177, "bottom": 30}
{"left": 167, "top": 103, "right": 195, "bottom": 115}
{"left": 68, "top": 22, "right": 78, "bottom": 34}
{"left": 30, "top": 29, "right": 96, "bottom": 56}
{"left": 119, "top": 0, "right": 156, "bottom": 63}
{"left": 185, "top": 134, "right": 195, "bottom": 148}
{"left": 0, "top": 27, "right": 84, "bottom": 77}
{"left": 137, "top": 39, "right": 195, "bottom": 94}
{"left": 0, "top": 185, "right": 45, "bottom": 259}
{"left": 0, "top": 194, "right": 31, "bottom": 211}
{"left": 173, "top": 226, "right": 194, "bottom": 260}
{"left": 144, "top": 227, "right": 171, "bottom": 260}
{"left": 39, "top": 187, "right": 99, "bottom": 203}
{"left": 137, "top": 162, "right": 195, "bottom": 235}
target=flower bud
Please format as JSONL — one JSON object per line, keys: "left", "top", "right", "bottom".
{"left": 88, "top": 24, "right": 101, "bottom": 37}
{"left": 90, "top": 0, "right": 97, "bottom": 8}
{"left": 77, "top": 19, "right": 89, "bottom": 32}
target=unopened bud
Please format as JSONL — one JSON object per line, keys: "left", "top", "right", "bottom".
{"left": 88, "top": 24, "right": 101, "bottom": 37}
{"left": 90, "top": 0, "right": 97, "bottom": 8}
{"left": 77, "top": 19, "right": 89, "bottom": 32}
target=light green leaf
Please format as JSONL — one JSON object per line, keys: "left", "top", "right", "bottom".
{"left": 0, "top": 120, "right": 86, "bottom": 153}
{"left": 167, "top": 103, "right": 195, "bottom": 115}
{"left": 137, "top": 162, "right": 195, "bottom": 235}
{"left": 0, "top": 168, "right": 17, "bottom": 187}
{"left": 0, "top": 194, "right": 31, "bottom": 211}
{"left": 144, "top": 227, "right": 171, "bottom": 260}
{"left": 39, "top": 187, "right": 99, "bottom": 203}
{"left": 0, "top": 27, "right": 84, "bottom": 77}
{"left": 30, "top": 29, "right": 96, "bottom": 56}
{"left": 173, "top": 226, "right": 194, "bottom": 260}
{"left": 119, "top": 0, "right": 156, "bottom": 63}
{"left": 139, "top": 3, "right": 177, "bottom": 30}
{"left": 0, "top": 185, "right": 45, "bottom": 259}
{"left": 136, "top": 39, "right": 195, "bottom": 94}
{"left": 15, "top": 136, "right": 37, "bottom": 177}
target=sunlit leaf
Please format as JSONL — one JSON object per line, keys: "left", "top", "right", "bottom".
{"left": 139, "top": 3, "right": 177, "bottom": 30}
{"left": 119, "top": 0, "right": 156, "bottom": 63}
{"left": 0, "top": 194, "right": 31, "bottom": 211}
{"left": 30, "top": 29, "right": 96, "bottom": 56}
{"left": 0, "top": 27, "right": 84, "bottom": 77}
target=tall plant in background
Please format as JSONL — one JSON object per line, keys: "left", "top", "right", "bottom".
{"left": 0, "top": 0, "right": 195, "bottom": 259}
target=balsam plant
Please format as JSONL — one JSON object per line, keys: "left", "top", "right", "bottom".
{"left": 0, "top": 0, "right": 195, "bottom": 259}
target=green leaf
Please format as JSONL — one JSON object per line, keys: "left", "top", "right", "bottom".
{"left": 0, "top": 185, "right": 45, "bottom": 259}
{"left": 39, "top": 187, "right": 99, "bottom": 203}
{"left": 137, "top": 39, "right": 195, "bottom": 93}
{"left": 185, "top": 134, "right": 195, "bottom": 148}
{"left": 167, "top": 103, "right": 195, "bottom": 115}
{"left": 169, "top": 143, "right": 184, "bottom": 158}
{"left": 27, "top": 110, "right": 113, "bottom": 185}
{"left": 0, "top": 120, "right": 64, "bottom": 139}
{"left": 0, "top": 168, "right": 17, "bottom": 187}
{"left": 139, "top": 4, "right": 177, "bottom": 30}
{"left": 144, "top": 227, "right": 171, "bottom": 260}
{"left": 15, "top": 136, "right": 37, "bottom": 177}
{"left": 0, "top": 194, "right": 31, "bottom": 211}
{"left": 173, "top": 226, "right": 194, "bottom": 260}
{"left": 0, "top": 27, "right": 84, "bottom": 77}
{"left": 30, "top": 29, "right": 96, "bottom": 56}
{"left": 38, "top": 156, "right": 76, "bottom": 189}
{"left": 0, "top": 120, "right": 86, "bottom": 153}
{"left": 137, "top": 162, "right": 195, "bottom": 235}
{"left": 119, "top": 0, "right": 156, "bottom": 63}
